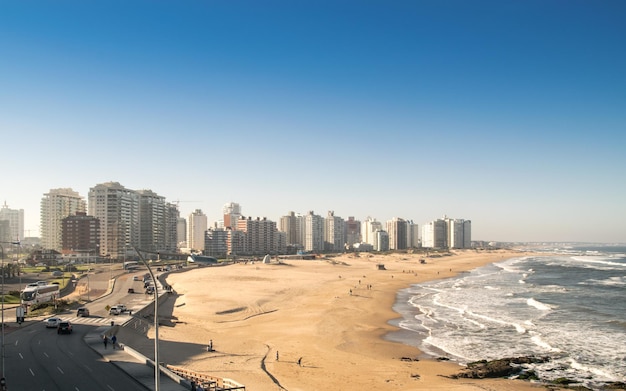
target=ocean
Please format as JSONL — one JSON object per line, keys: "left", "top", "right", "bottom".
{"left": 388, "top": 245, "right": 626, "bottom": 390}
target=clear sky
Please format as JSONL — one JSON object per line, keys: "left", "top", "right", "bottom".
{"left": 1, "top": 1, "right": 625, "bottom": 243}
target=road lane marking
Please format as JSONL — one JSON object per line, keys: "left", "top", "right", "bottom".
{"left": 57, "top": 366, "right": 64, "bottom": 374}
{"left": 29, "top": 368, "right": 35, "bottom": 376}
{"left": 19, "top": 353, "right": 23, "bottom": 359}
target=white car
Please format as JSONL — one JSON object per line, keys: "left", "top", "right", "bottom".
{"left": 109, "top": 304, "right": 127, "bottom": 315}
{"left": 109, "top": 306, "right": 121, "bottom": 315}
{"left": 44, "top": 317, "right": 62, "bottom": 328}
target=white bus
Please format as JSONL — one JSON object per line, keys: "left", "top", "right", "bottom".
{"left": 124, "top": 261, "right": 140, "bottom": 270}
{"left": 21, "top": 284, "right": 60, "bottom": 306}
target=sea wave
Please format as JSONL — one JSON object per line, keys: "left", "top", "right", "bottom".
{"left": 527, "top": 298, "right": 553, "bottom": 311}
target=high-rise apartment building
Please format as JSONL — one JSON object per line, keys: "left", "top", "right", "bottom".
{"left": 361, "top": 217, "right": 383, "bottom": 246}
{"left": 205, "top": 227, "right": 229, "bottom": 257}
{"left": 386, "top": 217, "right": 408, "bottom": 250}
{"left": 324, "top": 211, "right": 345, "bottom": 252}
{"left": 279, "top": 211, "right": 299, "bottom": 246}
{"left": 421, "top": 218, "right": 447, "bottom": 248}
{"left": 41, "top": 188, "right": 86, "bottom": 251}
{"left": 88, "top": 182, "right": 139, "bottom": 259}
{"left": 344, "top": 216, "right": 361, "bottom": 247}
{"left": 137, "top": 190, "right": 167, "bottom": 253}
{"left": 375, "top": 229, "right": 389, "bottom": 252}
{"left": 223, "top": 202, "right": 242, "bottom": 230}
{"left": 304, "top": 211, "right": 324, "bottom": 252}
{"left": 176, "top": 217, "right": 187, "bottom": 248}
{"left": 88, "top": 182, "right": 178, "bottom": 259}
{"left": 406, "top": 220, "right": 419, "bottom": 248}
{"left": 188, "top": 209, "right": 207, "bottom": 251}
{"left": 0, "top": 202, "right": 24, "bottom": 242}
{"left": 236, "top": 216, "right": 278, "bottom": 255}
{"left": 445, "top": 217, "right": 472, "bottom": 249}
{"left": 422, "top": 216, "right": 471, "bottom": 249}
{"left": 164, "top": 202, "right": 180, "bottom": 253}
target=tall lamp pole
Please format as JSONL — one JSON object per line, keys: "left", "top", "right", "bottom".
{"left": 0, "top": 240, "right": 20, "bottom": 386}
{"left": 134, "top": 247, "right": 160, "bottom": 391}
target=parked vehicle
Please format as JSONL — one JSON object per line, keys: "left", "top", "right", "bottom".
{"left": 76, "top": 307, "right": 90, "bottom": 317}
{"left": 57, "top": 321, "right": 72, "bottom": 334}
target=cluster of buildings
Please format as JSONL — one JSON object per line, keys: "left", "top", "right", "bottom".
{"left": 0, "top": 182, "right": 472, "bottom": 261}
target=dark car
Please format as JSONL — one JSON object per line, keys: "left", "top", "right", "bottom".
{"left": 76, "top": 307, "right": 90, "bottom": 317}
{"left": 57, "top": 321, "right": 73, "bottom": 334}
{"left": 128, "top": 288, "right": 135, "bottom": 293}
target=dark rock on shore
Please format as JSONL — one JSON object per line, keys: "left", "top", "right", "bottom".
{"left": 451, "top": 356, "right": 549, "bottom": 379}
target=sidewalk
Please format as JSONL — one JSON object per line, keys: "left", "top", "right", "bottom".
{"left": 86, "top": 325, "right": 190, "bottom": 391}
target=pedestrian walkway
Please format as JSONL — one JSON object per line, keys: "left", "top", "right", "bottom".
{"left": 85, "top": 325, "right": 189, "bottom": 391}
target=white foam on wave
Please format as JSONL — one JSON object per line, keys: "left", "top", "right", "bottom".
{"left": 569, "top": 256, "right": 626, "bottom": 270}
{"left": 527, "top": 298, "right": 552, "bottom": 311}
{"left": 570, "top": 358, "right": 616, "bottom": 381}
{"left": 530, "top": 332, "right": 560, "bottom": 352}
{"left": 580, "top": 276, "right": 626, "bottom": 287}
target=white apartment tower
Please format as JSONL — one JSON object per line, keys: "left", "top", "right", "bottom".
{"left": 41, "top": 188, "right": 86, "bottom": 251}
{"left": 188, "top": 209, "right": 207, "bottom": 252}
{"left": 0, "top": 201, "right": 24, "bottom": 242}
{"left": 445, "top": 217, "right": 472, "bottom": 249}
{"left": 88, "top": 182, "right": 139, "bottom": 259}
{"left": 304, "top": 211, "right": 324, "bottom": 252}
{"left": 421, "top": 218, "right": 447, "bottom": 248}
{"left": 324, "top": 211, "right": 346, "bottom": 252}
{"left": 361, "top": 217, "right": 383, "bottom": 246}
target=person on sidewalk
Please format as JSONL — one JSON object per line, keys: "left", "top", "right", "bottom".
{"left": 103, "top": 335, "right": 108, "bottom": 349}
{"left": 111, "top": 335, "right": 117, "bottom": 349}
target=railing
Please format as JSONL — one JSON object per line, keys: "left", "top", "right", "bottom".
{"left": 166, "top": 365, "right": 245, "bottom": 390}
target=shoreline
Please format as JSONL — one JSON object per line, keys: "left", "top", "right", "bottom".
{"left": 158, "top": 249, "right": 559, "bottom": 390}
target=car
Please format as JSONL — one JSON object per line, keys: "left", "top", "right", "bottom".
{"left": 109, "top": 306, "right": 122, "bottom": 315}
{"left": 133, "top": 276, "right": 140, "bottom": 281}
{"left": 127, "top": 288, "right": 135, "bottom": 294}
{"left": 44, "top": 317, "right": 62, "bottom": 328}
{"left": 57, "top": 321, "right": 72, "bottom": 334}
{"left": 109, "top": 304, "right": 127, "bottom": 315}
{"left": 76, "top": 307, "right": 90, "bottom": 317}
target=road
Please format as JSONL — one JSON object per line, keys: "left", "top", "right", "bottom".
{"left": 3, "top": 321, "right": 147, "bottom": 391}
{"left": 1, "top": 267, "right": 154, "bottom": 390}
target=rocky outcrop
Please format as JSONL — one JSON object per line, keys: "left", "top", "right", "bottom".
{"left": 451, "top": 356, "right": 548, "bottom": 379}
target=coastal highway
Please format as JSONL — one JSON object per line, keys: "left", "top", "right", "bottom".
{"left": 3, "top": 322, "right": 147, "bottom": 391}
{"left": 1, "top": 269, "right": 153, "bottom": 390}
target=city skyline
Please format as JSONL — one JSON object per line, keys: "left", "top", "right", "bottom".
{"left": 2, "top": 2, "right": 625, "bottom": 244}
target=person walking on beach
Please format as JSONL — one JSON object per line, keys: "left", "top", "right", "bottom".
{"left": 276, "top": 351, "right": 279, "bottom": 361}
{"left": 103, "top": 335, "right": 108, "bottom": 349}
{"left": 297, "top": 357, "right": 302, "bottom": 366}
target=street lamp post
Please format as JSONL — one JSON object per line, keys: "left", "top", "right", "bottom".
{"left": 0, "top": 240, "right": 20, "bottom": 385}
{"left": 134, "top": 247, "right": 160, "bottom": 391}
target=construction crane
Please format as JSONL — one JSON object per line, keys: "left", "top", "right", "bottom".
{"left": 171, "top": 200, "right": 202, "bottom": 208}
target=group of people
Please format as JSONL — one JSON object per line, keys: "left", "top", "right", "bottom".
{"left": 102, "top": 334, "right": 117, "bottom": 349}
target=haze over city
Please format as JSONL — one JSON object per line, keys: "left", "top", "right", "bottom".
{"left": 2, "top": 1, "right": 625, "bottom": 244}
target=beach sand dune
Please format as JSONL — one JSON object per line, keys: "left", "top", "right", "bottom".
{"left": 154, "top": 250, "right": 557, "bottom": 390}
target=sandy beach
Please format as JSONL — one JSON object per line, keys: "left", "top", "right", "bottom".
{"left": 155, "top": 249, "right": 559, "bottom": 390}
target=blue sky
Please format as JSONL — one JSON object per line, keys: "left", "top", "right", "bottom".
{"left": 1, "top": 1, "right": 625, "bottom": 243}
